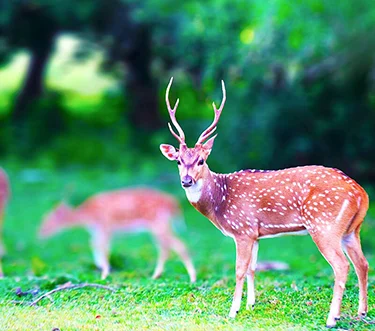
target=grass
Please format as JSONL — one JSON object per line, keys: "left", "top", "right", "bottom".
{"left": 0, "top": 165, "right": 374, "bottom": 331}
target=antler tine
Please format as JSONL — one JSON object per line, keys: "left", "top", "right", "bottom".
{"left": 166, "top": 77, "right": 185, "bottom": 145}
{"left": 196, "top": 80, "right": 226, "bottom": 145}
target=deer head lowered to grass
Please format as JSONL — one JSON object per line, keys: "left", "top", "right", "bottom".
{"left": 39, "top": 188, "right": 196, "bottom": 282}
{"left": 160, "top": 78, "right": 369, "bottom": 328}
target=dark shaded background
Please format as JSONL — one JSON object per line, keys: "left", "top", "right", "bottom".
{"left": 0, "top": 0, "right": 374, "bottom": 189}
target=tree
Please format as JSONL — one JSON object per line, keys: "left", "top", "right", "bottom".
{"left": 9, "top": 3, "right": 58, "bottom": 122}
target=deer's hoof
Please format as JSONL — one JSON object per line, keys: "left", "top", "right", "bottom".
{"left": 228, "top": 310, "right": 238, "bottom": 318}
{"left": 101, "top": 270, "right": 109, "bottom": 280}
{"left": 359, "top": 311, "right": 367, "bottom": 318}
{"left": 326, "top": 318, "right": 337, "bottom": 328}
{"left": 326, "top": 321, "right": 337, "bottom": 329}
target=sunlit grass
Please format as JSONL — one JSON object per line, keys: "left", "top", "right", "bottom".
{"left": 0, "top": 165, "right": 373, "bottom": 330}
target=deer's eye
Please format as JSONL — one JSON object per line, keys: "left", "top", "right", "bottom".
{"left": 177, "top": 160, "right": 181, "bottom": 165}
{"left": 198, "top": 159, "right": 204, "bottom": 166}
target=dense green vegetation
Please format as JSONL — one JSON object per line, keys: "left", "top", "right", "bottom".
{"left": 0, "top": 0, "right": 374, "bottom": 181}
{"left": 0, "top": 0, "right": 374, "bottom": 329}
{"left": 0, "top": 167, "right": 374, "bottom": 330}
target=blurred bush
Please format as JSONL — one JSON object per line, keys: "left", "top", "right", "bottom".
{"left": 0, "top": 0, "right": 374, "bottom": 185}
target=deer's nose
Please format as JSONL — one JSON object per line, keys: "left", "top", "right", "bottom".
{"left": 181, "top": 176, "right": 193, "bottom": 188}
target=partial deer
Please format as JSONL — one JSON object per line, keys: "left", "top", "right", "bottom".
{"left": 39, "top": 188, "right": 196, "bottom": 282}
{"left": 0, "top": 168, "right": 9, "bottom": 277}
{"left": 160, "top": 78, "right": 369, "bottom": 328}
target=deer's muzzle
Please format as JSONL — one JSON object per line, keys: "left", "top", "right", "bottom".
{"left": 181, "top": 175, "right": 194, "bottom": 188}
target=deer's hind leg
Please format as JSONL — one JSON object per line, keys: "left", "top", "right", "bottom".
{"left": 342, "top": 228, "right": 369, "bottom": 317}
{"left": 151, "top": 233, "right": 171, "bottom": 280}
{"left": 152, "top": 227, "right": 196, "bottom": 283}
{"left": 168, "top": 234, "right": 196, "bottom": 282}
{"left": 309, "top": 231, "right": 350, "bottom": 328}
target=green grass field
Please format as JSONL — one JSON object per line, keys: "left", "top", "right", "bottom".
{"left": 0, "top": 165, "right": 374, "bottom": 331}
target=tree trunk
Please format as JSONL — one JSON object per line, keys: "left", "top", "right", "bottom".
{"left": 13, "top": 41, "right": 54, "bottom": 123}
{"left": 125, "top": 25, "right": 162, "bottom": 131}
{"left": 99, "top": 2, "right": 162, "bottom": 132}
{"left": 126, "top": 80, "right": 161, "bottom": 130}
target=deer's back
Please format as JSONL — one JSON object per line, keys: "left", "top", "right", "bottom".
{"left": 227, "top": 166, "right": 365, "bottom": 202}
{"left": 80, "top": 188, "right": 180, "bottom": 229}
{"left": 217, "top": 165, "right": 367, "bottom": 237}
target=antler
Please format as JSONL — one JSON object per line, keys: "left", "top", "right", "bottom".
{"left": 166, "top": 77, "right": 186, "bottom": 145}
{"left": 196, "top": 80, "right": 226, "bottom": 145}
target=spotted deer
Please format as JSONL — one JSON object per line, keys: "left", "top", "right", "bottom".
{"left": 0, "top": 168, "right": 9, "bottom": 277}
{"left": 39, "top": 188, "right": 196, "bottom": 282}
{"left": 160, "top": 78, "right": 369, "bottom": 328}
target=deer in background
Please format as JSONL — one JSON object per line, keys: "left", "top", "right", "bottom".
{"left": 39, "top": 188, "right": 196, "bottom": 282}
{"left": 0, "top": 169, "right": 9, "bottom": 278}
{"left": 160, "top": 78, "right": 369, "bottom": 328}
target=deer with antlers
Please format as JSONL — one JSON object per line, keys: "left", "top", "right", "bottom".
{"left": 160, "top": 78, "right": 369, "bottom": 328}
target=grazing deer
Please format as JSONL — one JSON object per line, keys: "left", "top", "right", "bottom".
{"left": 39, "top": 188, "right": 196, "bottom": 282}
{"left": 0, "top": 168, "right": 9, "bottom": 278}
{"left": 160, "top": 78, "right": 369, "bottom": 328}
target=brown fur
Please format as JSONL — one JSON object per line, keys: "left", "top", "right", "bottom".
{"left": 40, "top": 188, "right": 196, "bottom": 281}
{"left": 160, "top": 79, "right": 369, "bottom": 327}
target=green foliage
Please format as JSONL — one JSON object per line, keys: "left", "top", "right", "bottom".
{"left": 1, "top": 91, "right": 66, "bottom": 157}
{"left": 1, "top": 1, "right": 375, "bottom": 328}
{"left": 0, "top": 0, "right": 374, "bottom": 183}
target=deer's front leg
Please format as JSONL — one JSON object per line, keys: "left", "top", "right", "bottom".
{"left": 229, "top": 236, "right": 255, "bottom": 318}
{"left": 90, "top": 227, "right": 111, "bottom": 280}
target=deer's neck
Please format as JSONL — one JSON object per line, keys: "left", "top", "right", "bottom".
{"left": 184, "top": 179, "right": 204, "bottom": 203}
{"left": 187, "top": 171, "right": 228, "bottom": 221}
{"left": 66, "top": 206, "right": 93, "bottom": 226}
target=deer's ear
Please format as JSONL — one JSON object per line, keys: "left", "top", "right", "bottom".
{"left": 160, "top": 144, "right": 179, "bottom": 160}
{"left": 202, "top": 135, "right": 217, "bottom": 155}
